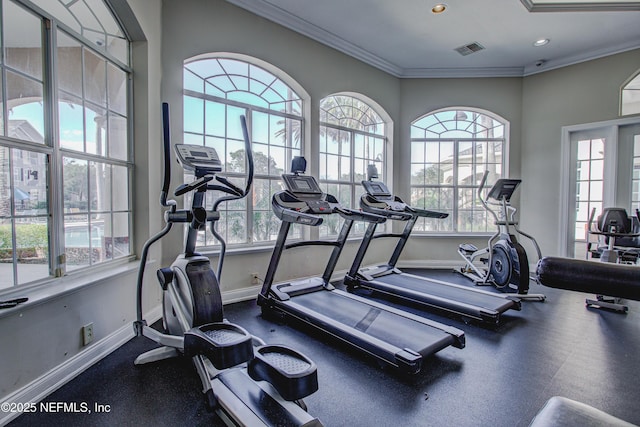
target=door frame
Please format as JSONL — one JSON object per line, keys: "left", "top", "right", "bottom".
{"left": 559, "top": 116, "right": 640, "bottom": 256}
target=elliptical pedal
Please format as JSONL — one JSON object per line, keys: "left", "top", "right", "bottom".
{"left": 458, "top": 243, "right": 477, "bottom": 255}
{"left": 248, "top": 345, "right": 318, "bottom": 401}
{"left": 184, "top": 322, "right": 254, "bottom": 369}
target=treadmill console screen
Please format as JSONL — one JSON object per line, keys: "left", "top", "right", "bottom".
{"left": 362, "top": 180, "right": 391, "bottom": 197}
{"left": 283, "top": 174, "right": 322, "bottom": 195}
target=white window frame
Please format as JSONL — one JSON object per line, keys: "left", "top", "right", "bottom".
{"left": 0, "top": 0, "right": 133, "bottom": 293}
{"left": 410, "top": 106, "right": 509, "bottom": 234}
{"left": 318, "top": 92, "right": 392, "bottom": 237}
{"left": 621, "top": 68, "right": 640, "bottom": 116}
{"left": 182, "top": 53, "right": 311, "bottom": 248}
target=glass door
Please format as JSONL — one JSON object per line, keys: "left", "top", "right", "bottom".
{"left": 568, "top": 130, "right": 608, "bottom": 258}
{"left": 565, "top": 123, "right": 640, "bottom": 258}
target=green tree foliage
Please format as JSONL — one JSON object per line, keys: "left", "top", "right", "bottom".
{"left": 0, "top": 223, "right": 48, "bottom": 250}
{"left": 411, "top": 165, "right": 444, "bottom": 209}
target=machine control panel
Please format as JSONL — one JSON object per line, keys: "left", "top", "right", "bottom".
{"left": 279, "top": 174, "right": 333, "bottom": 214}
{"left": 305, "top": 200, "right": 332, "bottom": 213}
{"left": 282, "top": 174, "right": 323, "bottom": 196}
{"left": 362, "top": 180, "right": 406, "bottom": 211}
{"left": 174, "top": 144, "right": 222, "bottom": 175}
{"left": 273, "top": 172, "right": 385, "bottom": 225}
{"left": 486, "top": 179, "right": 521, "bottom": 202}
{"left": 362, "top": 180, "right": 391, "bottom": 198}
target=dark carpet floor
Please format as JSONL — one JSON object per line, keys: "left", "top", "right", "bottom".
{"left": 8, "top": 269, "right": 640, "bottom": 427}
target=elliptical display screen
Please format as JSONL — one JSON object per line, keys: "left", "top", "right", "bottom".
{"left": 487, "top": 179, "right": 521, "bottom": 202}
{"left": 174, "top": 144, "right": 222, "bottom": 175}
{"left": 282, "top": 174, "right": 322, "bottom": 195}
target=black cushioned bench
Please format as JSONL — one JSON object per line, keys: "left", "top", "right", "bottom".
{"left": 536, "top": 256, "right": 640, "bottom": 301}
{"left": 530, "top": 396, "right": 636, "bottom": 427}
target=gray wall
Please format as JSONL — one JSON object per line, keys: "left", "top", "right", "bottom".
{"left": 521, "top": 49, "right": 640, "bottom": 256}
{"left": 160, "top": 0, "right": 402, "bottom": 291}
{"left": 1, "top": 0, "right": 639, "bottom": 407}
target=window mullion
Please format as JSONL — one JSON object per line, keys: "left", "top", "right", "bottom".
{"left": 452, "top": 139, "right": 459, "bottom": 232}
{"left": 7, "top": 148, "right": 18, "bottom": 285}
{"left": 44, "top": 19, "right": 65, "bottom": 277}
{"left": 350, "top": 130, "right": 355, "bottom": 208}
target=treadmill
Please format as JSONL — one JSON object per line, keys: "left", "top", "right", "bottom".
{"left": 343, "top": 165, "right": 521, "bottom": 324}
{"left": 258, "top": 157, "right": 465, "bottom": 375}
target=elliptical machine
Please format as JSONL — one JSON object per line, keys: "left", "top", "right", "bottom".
{"left": 457, "top": 170, "right": 545, "bottom": 302}
{"left": 133, "top": 103, "right": 321, "bottom": 426}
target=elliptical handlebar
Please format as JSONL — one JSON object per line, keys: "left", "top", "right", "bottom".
{"left": 136, "top": 105, "right": 255, "bottom": 325}
{"left": 477, "top": 170, "right": 489, "bottom": 197}
{"left": 136, "top": 102, "right": 177, "bottom": 325}
{"left": 160, "top": 103, "right": 177, "bottom": 209}
{"left": 477, "top": 170, "right": 501, "bottom": 224}
{"left": 211, "top": 115, "right": 254, "bottom": 211}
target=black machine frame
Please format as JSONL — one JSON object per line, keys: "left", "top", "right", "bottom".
{"left": 133, "top": 104, "right": 322, "bottom": 426}
{"left": 343, "top": 167, "right": 521, "bottom": 324}
{"left": 457, "top": 171, "right": 546, "bottom": 301}
{"left": 258, "top": 160, "right": 465, "bottom": 374}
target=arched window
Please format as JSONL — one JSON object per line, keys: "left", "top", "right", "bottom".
{"left": 183, "top": 54, "right": 306, "bottom": 245}
{"left": 319, "top": 93, "right": 389, "bottom": 237}
{"left": 621, "top": 70, "right": 640, "bottom": 116}
{"left": 410, "top": 108, "right": 508, "bottom": 233}
{"left": 0, "top": 0, "right": 132, "bottom": 289}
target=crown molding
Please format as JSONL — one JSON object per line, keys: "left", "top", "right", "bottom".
{"left": 523, "top": 39, "right": 640, "bottom": 76}
{"left": 226, "top": 0, "right": 640, "bottom": 79}
{"left": 225, "top": 0, "right": 403, "bottom": 77}
{"left": 400, "top": 67, "right": 525, "bottom": 79}
{"left": 520, "top": 0, "right": 640, "bottom": 11}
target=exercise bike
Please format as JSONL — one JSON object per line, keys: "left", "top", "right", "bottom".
{"left": 133, "top": 103, "right": 322, "bottom": 426}
{"left": 583, "top": 207, "right": 640, "bottom": 312}
{"left": 457, "top": 171, "right": 545, "bottom": 301}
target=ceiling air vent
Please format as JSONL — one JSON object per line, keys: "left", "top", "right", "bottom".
{"left": 454, "top": 42, "right": 485, "bottom": 56}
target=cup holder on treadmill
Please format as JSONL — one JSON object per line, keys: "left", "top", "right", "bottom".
{"left": 184, "top": 322, "right": 254, "bottom": 369}
{"left": 248, "top": 345, "right": 318, "bottom": 401}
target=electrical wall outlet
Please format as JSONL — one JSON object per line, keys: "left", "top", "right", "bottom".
{"left": 82, "top": 322, "right": 94, "bottom": 346}
{"left": 250, "top": 273, "right": 260, "bottom": 285}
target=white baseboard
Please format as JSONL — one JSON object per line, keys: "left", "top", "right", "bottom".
{"left": 222, "top": 284, "right": 262, "bottom": 304}
{"left": 0, "top": 305, "right": 162, "bottom": 426}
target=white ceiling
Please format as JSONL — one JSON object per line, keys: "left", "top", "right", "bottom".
{"left": 225, "top": 0, "right": 640, "bottom": 77}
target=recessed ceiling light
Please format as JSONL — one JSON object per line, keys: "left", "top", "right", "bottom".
{"left": 432, "top": 3, "right": 447, "bottom": 13}
{"left": 533, "top": 38, "right": 550, "bottom": 47}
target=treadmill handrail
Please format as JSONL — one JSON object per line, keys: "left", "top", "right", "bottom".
{"left": 361, "top": 205, "right": 413, "bottom": 221}
{"left": 283, "top": 209, "right": 324, "bottom": 226}
{"left": 360, "top": 184, "right": 447, "bottom": 220}
{"left": 405, "top": 205, "right": 449, "bottom": 219}
{"left": 334, "top": 206, "right": 386, "bottom": 223}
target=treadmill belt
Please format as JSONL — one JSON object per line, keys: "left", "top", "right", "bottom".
{"left": 354, "top": 308, "right": 381, "bottom": 332}
{"left": 288, "top": 291, "right": 455, "bottom": 356}
{"left": 378, "top": 273, "right": 515, "bottom": 313}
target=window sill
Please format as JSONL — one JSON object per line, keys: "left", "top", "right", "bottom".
{"left": 195, "top": 243, "right": 277, "bottom": 257}
{"left": 194, "top": 235, "right": 390, "bottom": 257}
{"left": 409, "top": 232, "right": 495, "bottom": 239}
{"left": 0, "top": 257, "right": 138, "bottom": 320}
